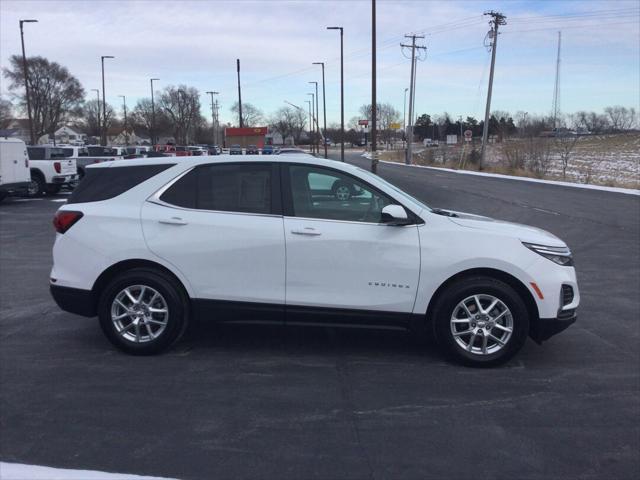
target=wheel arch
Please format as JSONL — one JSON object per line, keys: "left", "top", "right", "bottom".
{"left": 30, "top": 167, "right": 44, "bottom": 179}
{"left": 424, "top": 267, "right": 540, "bottom": 333}
{"left": 92, "top": 258, "right": 191, "bottom": 302}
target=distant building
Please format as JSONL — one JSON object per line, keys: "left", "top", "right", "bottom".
{"left": 225, "top": 127, "right": 268, "bottom": 148}
{"left": 3, "top": 119, "right": 30, "bottom": 143}
{"left": 108, "top": 128, "right": 151, "bottom": 146}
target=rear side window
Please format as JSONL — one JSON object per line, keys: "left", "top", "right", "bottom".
{"left": 67, "top": 164, "right": 175, "bottom": 204}
{"left": 160, "top": 163, "right": 273, "bottom": 214}
{"left": 27, "top": 147, "right": 44, "bottom": 160}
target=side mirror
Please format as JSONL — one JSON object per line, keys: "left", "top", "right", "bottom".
{"left": 381, "top": 205, "right": 411, "bottom": 225}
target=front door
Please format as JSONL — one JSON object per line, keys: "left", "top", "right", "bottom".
{"left": 282, "top": 164, "right": 421, "bottom": 321}
{"left": 142, "top": 162, "right": 285, "bottom": 317}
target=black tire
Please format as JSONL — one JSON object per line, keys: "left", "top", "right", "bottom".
{"left": 27, "top": 172, "right": 45, "bottom": 197}
{"left": 432, "top": 276, "right": 529, "bottom": 367}
{"left": 44, "top": 184, "right": 61, "bottom": 195}
{"left": 77, "top": 167, "right": 85, "bottom": 180}
{"left": 0, "top": 192, "right": 7, "bottom": 203}
{"left": 97, "top": 268, "right": 189, "bottom": 355}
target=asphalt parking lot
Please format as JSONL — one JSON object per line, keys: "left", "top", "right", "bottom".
{"left": 1, "top": 156, "right": 639, "bottom": 480}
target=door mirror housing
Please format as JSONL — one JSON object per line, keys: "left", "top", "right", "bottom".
{"left": 381, "top": 205, "right": 411, "bottom": 225}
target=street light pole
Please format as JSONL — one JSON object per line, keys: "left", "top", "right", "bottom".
{"left": 91, "top": 89, "right": 100, "bottom": 140}
{"left": 19, "top": 19, "right": 37, "bottom": 145}
{"left": 312, "top": 62, "right": 328, "bottom": 158}
{"left": 119, "top": 95, "right": 127, "bottom": 145}
{"left": 305, "top": 100, "right": 313, "bottom": 154}
{"left": 309, "top": 81, "right": 319, "bottom": 154}
{"left": 327, "top": 26, "right": 344, "bottom": 161}
{"left": 100, "top": 55, "right": 114, "bottom": 146}
{"left": 150, "top": 78, "right": 159, "bottom": 146}
{"left": 307, "top": 93, "right": 315, "bottom": 154}
{"left": 371, "top": 0, "right": 377, "bottom": 173}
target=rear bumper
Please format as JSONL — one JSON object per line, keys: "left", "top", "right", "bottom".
{"left": 50, "top": 284, "right": 97, "bottom": 317}
{"left": 52, "top": 174, "right": 78, "bottom": 184}
{"left": 0, "top": 181, "right": 30, "bottom": 195}
{"left": 530, "top": 309, "right": 577, "bottom": 344}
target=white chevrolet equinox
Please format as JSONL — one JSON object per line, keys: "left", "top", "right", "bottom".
{"left": 50, "top": 155, "right": 579, "bottom": 366}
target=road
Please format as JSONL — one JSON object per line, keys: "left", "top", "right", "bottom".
{"left": 1, "top": 156, "right": 638, "bottom": 480}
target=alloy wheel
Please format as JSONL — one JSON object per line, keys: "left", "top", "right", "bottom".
{"left": 450, "top": 294, "right": 513, "bottom": 355}
{"left": 110, "top": 285, "right": 169, "bottom": 343}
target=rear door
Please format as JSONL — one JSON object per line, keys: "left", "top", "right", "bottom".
{"left": 142, "top": 162, "right": 286, "bottom": 319}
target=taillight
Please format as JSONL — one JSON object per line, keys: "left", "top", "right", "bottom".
{"left": 53, "top": 211, "right": 83, "bottom": 234}
{"left": 25, "top": 158, "right": 29, "bottom": 168}
{"left": 54, "top": 161, "right": 61, "bottom": 173}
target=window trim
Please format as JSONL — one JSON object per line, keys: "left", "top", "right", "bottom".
{"left": 149, "top": 162, "right": 283, "bottom": 217}
{"left": 280, "top": 162, "right": 423, "bottom": 225}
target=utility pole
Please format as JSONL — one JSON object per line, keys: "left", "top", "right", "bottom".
{"left": 150, "top": 78, "right": 159, "bottom": 146}
{"left": 552, "top": 31, "right": 562, "bottom": 130}
{"left": 312, "top": 62, "right": 328, "bottom": 158}
{"left": 480, "top": 10, "right": 506, "bottom": 169}
{"left": 19, "top": 19, "right": 37, "bottom": 145}
{"left": 305, "top": 100, "right": 313, "bottom": 153}
{"left": 309, "top": 81, "right": 319, "bottom": 154}
{"left": 327, "top": 27, "right": 344, "bottom": 161}
{"left": 206, "top": 91, "right": 219, "bottom": 146}
{"left": 400, "top": 35, "right": 426, "bottom": 165}
{"left": 101, "top": 55, "right": 114, "bottom": 146}
{"left": 371, "top": 0, "right": 378, "bottom": 173}
{"left": 91, "top": 89, "right": 100, "bottom": 140}
{"left": 118, "top": 95, "right": 127, "bottom": 145}
{"left": 236, "top": 59, "right": 243, "bottom": 128}
{"left": 214, "top": 100, "right": 220, "bottom": 145}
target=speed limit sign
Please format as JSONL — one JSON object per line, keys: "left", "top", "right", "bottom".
{"left": 464, "top": 129, "right": 473, "bottom": 142}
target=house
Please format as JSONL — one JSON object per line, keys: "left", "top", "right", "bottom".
{"left": 3, "top": 119, "right": 31, "bottom": 143}
{"left": 108, "top": 128, "right": 151, "bottom": 146}
{"left": 53, "top": 126, "right": 86, "bottom": 145}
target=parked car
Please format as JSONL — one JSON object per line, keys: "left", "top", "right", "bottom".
{"left": 174, "top": 146, "right": 193, "bottom": 157}
{"left": 26, "top": 146, "right": 78, "bottom": 196}
{"left": 50, "top": 155, "right": 579, "bottom": 365}
{"left": 245, "top": 145, "right": 260, "bottom": 155}
{"left": 86, "top": 146, "right": 122, "bottom": 158}
{"left": 59, "top": 145, "right": 112, "bottom": 178}
{"left": 0, "top": 137, "right": 30, "bottom": 201}
{"left": 276, "top": 147, "right": 309, "bottom": 155}
{"left": 206, "top": 145, "right": 220, "bottom": 155}
{"left": 261, "top": 145, "right": 274, "bottom": 155}
{"left": 229, "top": 144, "right": 243, "bottom": 155}
{"left": 187, "top": 146, "right": 208, "bottom": 156}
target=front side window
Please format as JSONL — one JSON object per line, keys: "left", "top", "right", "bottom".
{"left": 160, "top": 163, "right": 272, "bottom": 215}
{"left": 27, "top": 147, "right": 44, "bottom": 160}
{"left": 288, "top": 165, "right": 396, "bottom": 223}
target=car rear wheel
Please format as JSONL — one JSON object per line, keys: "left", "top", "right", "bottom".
{"left": 98, "top": 268, "right": 189, "bottom": 355}
{"left": 27, "top": 173, "right": 45, "bottom": 197}
{"left": 432, "top": 276, "right": 529, "bottom": 367}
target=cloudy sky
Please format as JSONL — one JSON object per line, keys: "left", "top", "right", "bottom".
{"left": 1, "top": 0, "right": 638, "bottom": 126}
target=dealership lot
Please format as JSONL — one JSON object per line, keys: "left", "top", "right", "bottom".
{"left": 1, "top": 157, "right": 639, "bottom": 479}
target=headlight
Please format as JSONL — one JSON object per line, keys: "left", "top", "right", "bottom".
{"left": 522, "top": 242, "right": 573, "bottom": 266}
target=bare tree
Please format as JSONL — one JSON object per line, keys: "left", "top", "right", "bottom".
{"left": 159, "top": 85, "right": 201, "bottom": 144}
{"left": 604, "top": 106, "right": 637, "bottom": 131}
{"left": 130, "top": 98, "right": 171, "bottom": 138}
{"left": 358, "top": 103, "right": 401, "bottom": 145}
{"left": 3, "top": 55, "right": 85, "bottom": 140}
{"left": 0, "top": 97, "right": 12, "bottom": 129}
{"left": 269, "top": 106, "right": 306, "bottom": 145}
{"left": 526, "top": 137, "right": 553, "bottom": 177}
{"left": 555, "top": 132, "right": 579, "bottom": 179}
{"left": 230, "top": 102, "right": 263, "bottom": 127}
{"left": 574, "top": 111, "right": 609, "bottom": 134}
{"left": 80, "top": 99, "right": 115, "bottom": 138}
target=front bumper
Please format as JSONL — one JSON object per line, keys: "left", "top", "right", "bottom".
{"left": 50, "top": 284, "right": 97, "bottom": 317}
{"left": 530, "top": 309, "right": 577, "bottom": 344}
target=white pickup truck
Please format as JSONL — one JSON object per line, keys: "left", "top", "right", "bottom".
{"left": 0, "top": 137, "right": 31, "bottom": 201}
{"left": 59, "top": 145, "right": 116, "bottom": 179}
{"left": 26, "top": 146, "right": 78, "bottom": 196}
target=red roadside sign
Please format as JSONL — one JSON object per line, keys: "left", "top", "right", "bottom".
{"left": 358, "top": 119, "right": 369, "bottom": 126}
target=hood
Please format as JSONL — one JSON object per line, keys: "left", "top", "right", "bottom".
{"left": 441, "top": 209, "right": 566, "bottom": 247}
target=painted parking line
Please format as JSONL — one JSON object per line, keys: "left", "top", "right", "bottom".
{"left": 11, "top": 198, "right": 43, "bottom": 202}
{"left": 0, "top": 462, "right": 179, "bottom": 480}
{"left": 50, "top": 199, "right": 67, "bottom": 203}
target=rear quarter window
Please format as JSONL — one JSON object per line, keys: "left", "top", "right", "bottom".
{"left": 67, "top": 164, "right": 175, "bottom": 204}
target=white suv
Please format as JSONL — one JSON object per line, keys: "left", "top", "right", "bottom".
{"left": 50, "top": 156, "right": 579, "bottom": 366}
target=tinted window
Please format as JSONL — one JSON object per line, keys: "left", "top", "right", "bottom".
{"left": 50, "top": 148, "right": 66, "bottom": 159}
{"left": 67, "top": 164, "right": 175, "bottom": 204}
{"left": 160, "top": 163, "right": 272, "bottom": 214}
{"left": 288, "top": 165, "right": 395, "bottom": 223}
{"left": 27, "top": 147, "right": 44, "bottom": 160}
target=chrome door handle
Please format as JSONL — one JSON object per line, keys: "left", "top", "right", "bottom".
{"left": 159, "top": 217, "right": 188, "bottom": 226}
{"left": 291, "top": 228, "right": 321, "bottom": 236}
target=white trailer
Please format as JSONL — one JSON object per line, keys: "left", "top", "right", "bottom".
{"left": 0, "top": 137, "right": 31, "bottom": 201}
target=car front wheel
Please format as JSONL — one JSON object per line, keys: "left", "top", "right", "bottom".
{"left": 432, "top": 276, "right": 529, "bottom": 367}
{"left": 98, "top": 268, "right": 189, "bottom": 355}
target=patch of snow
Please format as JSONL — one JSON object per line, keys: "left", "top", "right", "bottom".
{"left": 378, "top": 161, "right": 640, "bottom": 196}
{"left": 0, "top": 462, "right": 179, "bottom": 480}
